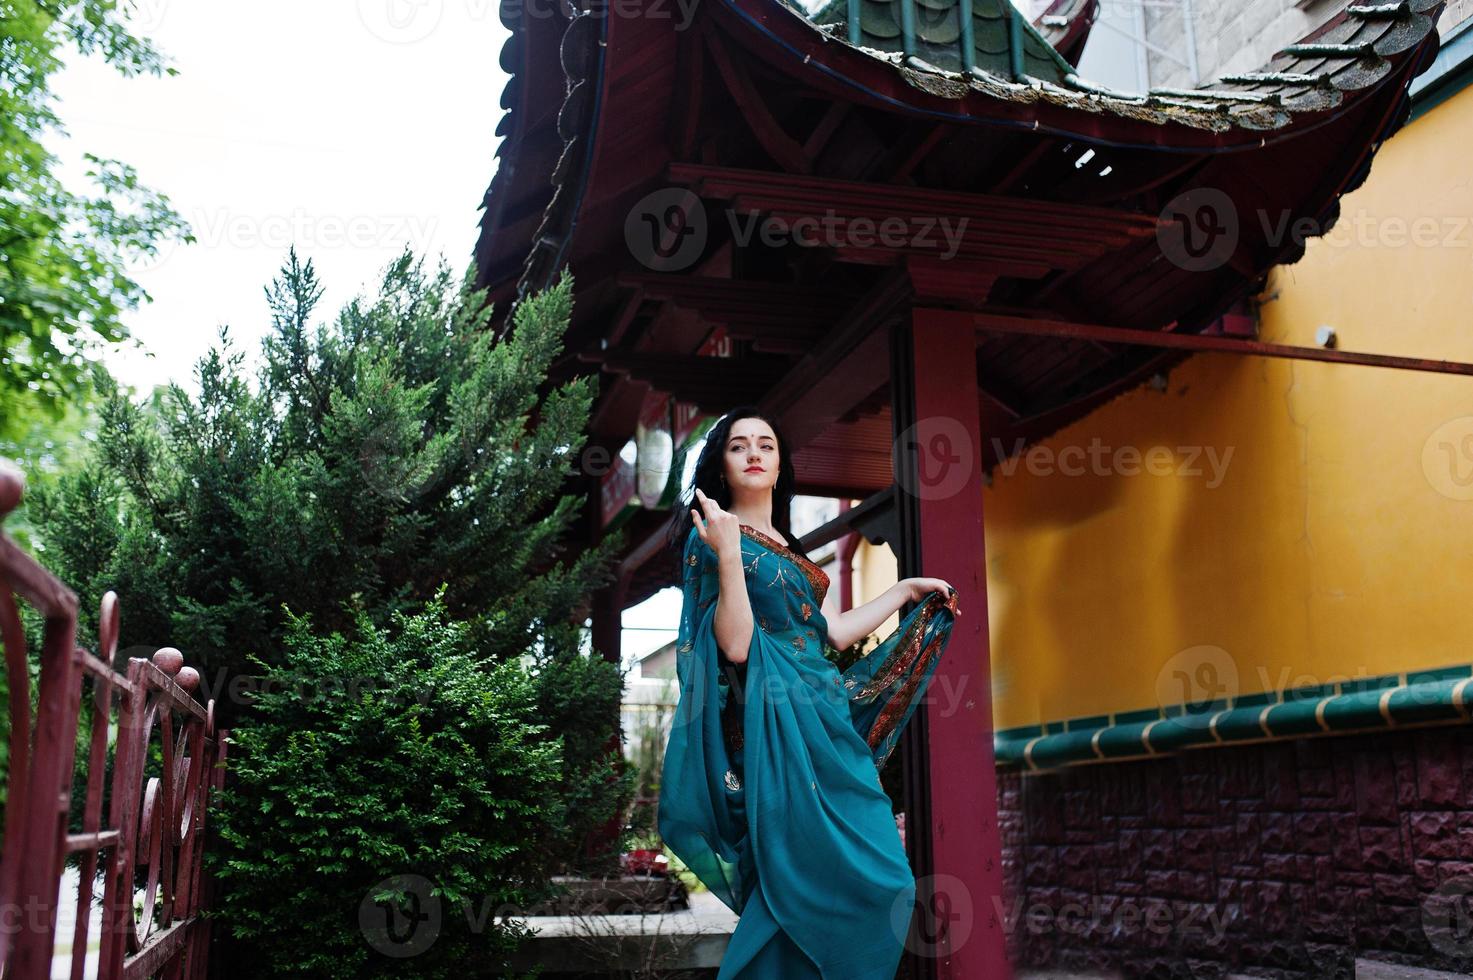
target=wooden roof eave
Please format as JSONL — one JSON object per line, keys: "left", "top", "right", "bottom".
{"left": 474, "top": 5, "right": 579, "bottom": 296}
{"left": 473, "top": 3, "right": 610, "bottom": 311}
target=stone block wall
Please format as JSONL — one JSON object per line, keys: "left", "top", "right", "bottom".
{"left": 996, "top": 725, "right": 1473, "bottom": 979}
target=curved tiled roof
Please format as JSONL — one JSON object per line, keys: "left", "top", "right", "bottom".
{"left": 797, "top": 0, "right": 1445, "bottom": 132}
{"left": 809, "top": 0, "right": 1097, "bottom": 71}
{"left": 808, "top": 0, "right": 1097, "bottom": 66}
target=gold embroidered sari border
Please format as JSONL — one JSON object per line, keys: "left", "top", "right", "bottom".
{"left": 851, "top": 590, "right": 956, "bottom": 701}
{"left": 738, "top": 524, "right": 830, "bottom": 603}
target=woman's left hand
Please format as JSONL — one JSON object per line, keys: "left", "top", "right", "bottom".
{"left": 902, "top": 577, "right": 959, "bottom": 613}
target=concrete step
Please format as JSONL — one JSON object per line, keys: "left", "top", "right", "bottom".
{"left": 1354, "top": 957, "right": 1473, "bottom": 980}
{"left": 502, "top": 886, "right": 736, "bottom": 973}
{"left": 1015, "top": 959, "right": 1470, "bottom": 980}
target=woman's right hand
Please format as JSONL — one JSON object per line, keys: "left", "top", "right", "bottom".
{"left": 692, "top": 487, "right": 741, "bottom": 563}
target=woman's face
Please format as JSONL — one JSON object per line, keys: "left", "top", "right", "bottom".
{"left": 723, "top": 417, "right": 779, "bottom": 496}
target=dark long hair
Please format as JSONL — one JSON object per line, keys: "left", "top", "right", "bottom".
{"left": 664, "top": 405, "right": 797, "bottom": 555}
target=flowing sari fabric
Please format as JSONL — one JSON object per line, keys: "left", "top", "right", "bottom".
{"left": 658, "top": 523, "right": 960, "bottom": 978}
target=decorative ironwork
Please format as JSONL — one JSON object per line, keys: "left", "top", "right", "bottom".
{"left": 0, "top": 462, "right": 228, "bottom": 979}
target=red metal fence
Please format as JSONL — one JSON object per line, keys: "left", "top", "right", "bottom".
{"left": 0, "top": 463, "right": 228, "bottom": 979}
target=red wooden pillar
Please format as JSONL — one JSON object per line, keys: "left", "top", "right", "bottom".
{"left": 584, "top": 582, "right": 628, "bottom": 863}
{"left": 905, "top": 308, "right": 1012, "bottom": 979}
{"left": 590, "top": 584, "right": 623, "bottom": 667}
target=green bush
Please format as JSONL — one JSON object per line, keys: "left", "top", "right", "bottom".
{"left": 211, "top": 592, "right": 565, "bottom": 978}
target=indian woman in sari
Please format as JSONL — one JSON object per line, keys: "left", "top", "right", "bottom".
{"left": 657, "top": 407, "right": 962, "bottom": 979}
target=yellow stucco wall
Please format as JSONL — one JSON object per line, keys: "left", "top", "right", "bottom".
{"left": 976, "top": 85, "right": 1473, "bottom": 732}
{"left": 854, "top": 536, "right": 901, "bottom": 645}
{"left": 817, "top": 513, "right": 905, "bottom": 652}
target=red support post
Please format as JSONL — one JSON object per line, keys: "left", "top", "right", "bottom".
{"left": 908, "top": 309, "right": 1012, "bottom": 979}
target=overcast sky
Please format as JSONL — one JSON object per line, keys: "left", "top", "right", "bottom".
{"left": 52, "top": 2, "right": 505, "bottom": 397}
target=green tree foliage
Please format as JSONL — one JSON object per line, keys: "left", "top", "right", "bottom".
{"left": 0, "top": 382, "right": 99, "bottom": 550}
{"left": 34, "top": 250, "right": 621, "bottom": 711}
{"left": 0, "top": 1, "right": 192, "bottom": 442}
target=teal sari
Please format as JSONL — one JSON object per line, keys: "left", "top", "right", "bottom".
{"left": 658, "top": 522, "right": 960, "bottom": 978}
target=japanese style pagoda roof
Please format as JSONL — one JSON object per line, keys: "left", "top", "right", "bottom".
{"left": 473, "top": 0, "right": 1445, "bottom": 605}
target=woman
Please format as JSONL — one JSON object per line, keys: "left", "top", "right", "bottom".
{"left": 657, "top": 406, "right": 962, "bottom": 979}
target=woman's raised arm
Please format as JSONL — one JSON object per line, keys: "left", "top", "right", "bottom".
{"left": 822, "top": 575, "right": 958, "bottom": 651}
{"left": 693, "top": 488, "right": 755, "bottom": 665}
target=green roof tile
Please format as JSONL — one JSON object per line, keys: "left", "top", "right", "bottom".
{"left": 858, "top": 0, "right": 901, "bottom": 39}
{"left": 915, "top": 8, "right": 961, "bottom": 45}
{"left": 827, "top": 0, "right": 1075, "bottom": 80}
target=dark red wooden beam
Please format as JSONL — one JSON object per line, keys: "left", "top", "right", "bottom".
{"left": 615, "top": 273, "right": 841, "bottom": 353}
{"left": 667, "top": 163, "right": 1164, "bottom": 275}
{"left": 976, "top": 362, "right": 1027, "bottom": 419}
{"left": 700, "top": 26, "right": 810, "bottom": 174}
{"left": 803, "top": 101, "right": 852, "bottom": 164}
{"left": 960, "top": 310, "right": 1473, "bottom": 377}
{"left": 577, "top": 350, "right": 793, "bottom": 407}
{"left": 616, "top": 273, "right": 843, "bottom": 315}
{"left": 759, "top": 267, "right": 913, "bottom": 452}
{"left": 668, "top": 163, "right": 1163, "bottom": 242}
{"left": 667, "top": 28, "right": 705, "bottom": 160}
{"left": 876, "top": 122, "right": 950, "bottom": 183}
